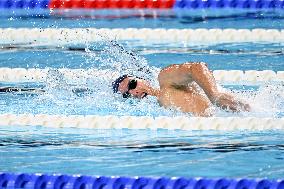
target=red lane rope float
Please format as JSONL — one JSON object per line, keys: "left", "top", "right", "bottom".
{"left": 49, "top": 0, "right": 175, "bottom": 8}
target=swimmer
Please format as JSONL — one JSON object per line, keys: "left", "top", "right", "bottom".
{"left": 112, "top": 62, "right": 250, "bottom": 116}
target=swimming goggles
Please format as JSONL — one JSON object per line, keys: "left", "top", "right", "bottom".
{"left": 122, "top": 79, "right": 137, "bottom": 98}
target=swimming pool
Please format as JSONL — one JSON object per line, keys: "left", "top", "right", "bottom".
{"left": 0, "top": 9, "right": 283, "bottom": 29}
{"left": 0, "top": 8, "right": 284, "bottom": 185}
{"left": 0, "top": 32, "right": 283, "bottom": 117}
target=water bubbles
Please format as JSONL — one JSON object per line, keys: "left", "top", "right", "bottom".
{"left": 29, "top": 57, "right": 174, "bottom": 116}
{"left": 84, "top": 35, "right": 158, "bottom": 85}
{"left": 227, "top": 82, "right": 284, "bottom": 118}
{"left": 46, "top": 69, "right": 67, "bottom": 90}
{"left": 253, "top": 83, "right": 284, "bottom": 117}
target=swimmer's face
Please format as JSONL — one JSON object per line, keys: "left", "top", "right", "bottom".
{"left": 118, "top": 77, "right": 149, "bottom": 99}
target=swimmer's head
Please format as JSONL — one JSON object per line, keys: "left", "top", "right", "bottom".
{"left": 112, "top": 75, "right": 148, "bottom": 99}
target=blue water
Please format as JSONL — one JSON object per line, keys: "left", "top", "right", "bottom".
{"left": 0, "top": 9, "right": 283, "bottom": 29}
{"left": 0, "top": 9, "right": 284, "bottom": 179}
{"left": 0, "top": 42, "right": 283, "bottom": 71}
{"left": 0, "top": 126, "right": 284, "bottom": 178}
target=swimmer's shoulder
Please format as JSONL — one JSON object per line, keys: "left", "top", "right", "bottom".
{"left": 158, "top": 62, "right": 198, "bottom": 89}
{"left": 158, "top": 64, "right": 181, "bottom": 88}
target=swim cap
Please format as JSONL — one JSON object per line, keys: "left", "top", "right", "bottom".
{"left": 112, "top": 74, "right": 131, "bottom": 93}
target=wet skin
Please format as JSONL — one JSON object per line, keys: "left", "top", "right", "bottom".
{"left": 118, "top": 62, "right": 250, "bottom": 116}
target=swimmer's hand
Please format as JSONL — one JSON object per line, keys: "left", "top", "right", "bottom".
{"left": 213, "top": 92, "right": 251, "bottom": 112}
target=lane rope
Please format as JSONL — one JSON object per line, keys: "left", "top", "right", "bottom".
{"left": 49, "top": 0, "right": 175, "bottom": 8}
{"left": 0, "top": 68, "right": 283, "bottom": 82}
{"left": 0, "top": 0, "right": 282, "bottom": 9}
{"left": 0, "top": 28, "right": 283, "bottom": 43}
{"left": 0, "top": 113, "right": 283, "bottom": 130}
{"left": 174, "top": 0, "right": 284, "bottom": 8}
{"left": 0, "top": 173, "right": 282, "bottom": 189}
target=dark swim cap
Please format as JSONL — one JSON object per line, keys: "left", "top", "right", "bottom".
{"left": 112, "top": 74, "right": 131, "bottom": 93}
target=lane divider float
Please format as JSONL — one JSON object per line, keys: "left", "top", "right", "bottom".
{"left": 0, "top": 28, "right": 283, "bottom": 43}
{"left": 0, "top": 113, "right": 283, "bottom": 130}
{"left": 174, "top": 0, "right": 284, "bottom": 8}
{"left": 0, "top": 173, "right": 283, "bottom": 189}
{"left": 0, "top": 68, "right": 283, "bottom": 82}
{"left": 49, "top": 0, "right": 175, "bottom": 8}
{"left": 0, "top": 0, "right": 282, "bottom": 9}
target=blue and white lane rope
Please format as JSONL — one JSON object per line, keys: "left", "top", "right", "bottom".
{"left": 0, "top": 173, "right": 283, "bottom": 189}
{"left": 0, "top": 28, "right": 283, "bottom": 43}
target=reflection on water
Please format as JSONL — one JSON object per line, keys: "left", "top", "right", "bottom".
{"left": 0, "top": 126, "right": 284, "bottom": 178}
{"left": 1, "top": 137, "right": 284, "bottom": 154}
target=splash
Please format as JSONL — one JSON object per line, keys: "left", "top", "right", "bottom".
{"left": 29, "top": 37, "right": 170, "bottom": 116}
{"left": 2, "top": 34, "right": 282, "bottom": 118}
{"left": 247, "top": 83, "right": 284, "bottom": 118}
{"left": 216, "top": 82, "right": 284, "bottom": 118}
{"left": 84, "top": 34, "right": 160, "bottom": 86}
{"left": 34, "top": 66, "right": 177, "bottom": 116}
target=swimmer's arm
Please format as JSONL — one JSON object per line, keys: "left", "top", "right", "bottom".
{"left": 159, "top": 62, "right": 218, "bottom": 99}
{"left": 188, "top": 62, "right": 251, "bottom": 112}
{"left": 158, "top": 63, "right": 197, "bottom": 89}
{"left": 158, "top": 62, "right": 216, "bottom": 93}
{"left": 159, "top": 62, "right": 250, "bottom": 112}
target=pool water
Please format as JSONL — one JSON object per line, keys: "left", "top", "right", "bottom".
{"left": 0, "top": 42, "right": 284, "bottom": 71}
{"left": 0, "top": 126, "right": 284, "bottom": 178}
{"left": 0, "top": 41, "right": 283, "bottom": 117}
{"left": 0, "top": 9, "right": 284, "bottom": 179}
